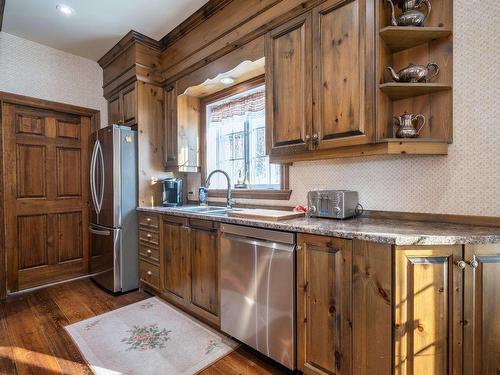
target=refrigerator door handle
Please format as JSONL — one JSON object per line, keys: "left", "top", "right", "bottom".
{"left": 90, "top": 140, "right": 99, "bottom": 213}
{"left": 88, "top": 225, "right": 111, "bottom": 236}
{"left": 97, "top": 141, "right": 105, "bottom": 213}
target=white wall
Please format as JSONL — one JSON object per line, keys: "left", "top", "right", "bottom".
{"left": 0, "top": 32, "right": 107, "bottom": 126}
{"left": 193, "top": 0, "right": 500, "bottom": 217}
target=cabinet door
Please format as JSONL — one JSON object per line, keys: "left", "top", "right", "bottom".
{"left": 394, "top": 246, "right": 463, "bottom": 375}
{"left": 266, "top": 12, "right": 313, "bottom": 157}
{"left": 297, "top": 234, "right": 352, "bottom": 375}
{"left": 122, "top": 83, "right": 137, "bottom": 125}
{"left": 161, "top": 217, "right": 189, "bottom": 299}
{"left": 189, "top": 225, "right": 219, "bottom": 318}
{"left": 312, "top": 0, "right": 373, "bottom": 149}
{"left": 108, "top": 93, "right": 122, "bottom": 125}
{"left": 464, "top": 244, "right": 500, "bottom": 375}
{"left": 164, "top": 84, "right": 178, "bottom": 167}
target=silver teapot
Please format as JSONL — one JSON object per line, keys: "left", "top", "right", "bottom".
{"left": 386, "top": 63, "right": 439, "bottom": 83}
{"left": 394, "top": 112, "right": 426, "bottom": 138}
{"left": 386, "top": 0, "right": 431, "bottom": 26}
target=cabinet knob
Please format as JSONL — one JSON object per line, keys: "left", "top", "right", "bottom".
{"left": 296, "top": 245, "right": 302, "bottom": 251}
{"left": 146, "top": 217, "right": 151, "bottom": 222}
{"left": 467, "top": 257, "right": 479, "bottom": 269}
{"left": 305, "top": 134, "right": 311, "bottom": 140}
{"left": 147, "top": 271, "right": 152, "bottom": 276}
{"left": 147, "top": 249, "right": 152, "bottom": 254}
{"left": 456, "top": 260, "right": 467, "bottom": 269}
{"left": 146, "top": 233, "right": 152, "bottom": 238}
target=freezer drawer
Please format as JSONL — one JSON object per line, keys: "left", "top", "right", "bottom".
{"left": 89, "top": 224, "right": 121, "bottom": 293}
{"left": 220, "top": 225, "right": 296, "bottom": 369}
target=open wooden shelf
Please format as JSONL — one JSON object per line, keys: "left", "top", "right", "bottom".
{"left": 379, "top": 26, "right": 452, "bottom": 52}
{"left": 379, "top": 83, "right": 452, "bottom": 100}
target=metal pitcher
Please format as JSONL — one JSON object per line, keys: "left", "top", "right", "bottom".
{"left": 386, "top": 0, "right": 431, "bottom": 26}
{"left": 394, "top": 112, "right": 426, "bottom": 138}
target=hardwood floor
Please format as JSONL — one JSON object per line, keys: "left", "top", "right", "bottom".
{"left": 0, "top": 278, "right": 289, "bottom": 375}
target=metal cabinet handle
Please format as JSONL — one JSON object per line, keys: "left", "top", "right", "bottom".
{"left": 456, "top": 260, "right": 467, "bottom": 269}
{"left": 146, "top": 217, "right": 152, "bottom": 222}
{"left": 467, "top": 256, "right": 479, "bottom": 269}
{"left": 147, "top": 249, "right": 152, "bottom": 254}
{"left": 146, "top": 233, "right": 152, "bottom": 238}
{"left": 147, "top": 271, "right": 152, "bottom": 276}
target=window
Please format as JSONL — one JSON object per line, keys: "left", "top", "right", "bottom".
{"left": 204, "top": 82, "right": 285, "bottom": 194}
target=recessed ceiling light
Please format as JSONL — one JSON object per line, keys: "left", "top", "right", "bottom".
{"left": 220, "top": 77, "right": 235, "bottom": 85}
{"left": 56, "top": 4, "right": 75, "bottom": 16}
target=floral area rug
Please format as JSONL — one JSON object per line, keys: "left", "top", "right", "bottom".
{"left": 65, "top": 297, "right": 238, "bottom": 375}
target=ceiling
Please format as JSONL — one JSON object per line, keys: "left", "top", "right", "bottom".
{"left": 2, "top": 0, "right": 208, "bottom": 61}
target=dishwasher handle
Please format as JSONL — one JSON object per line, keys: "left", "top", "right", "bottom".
{"left": 221, "top": 233, "right": 296, "bottom": 253}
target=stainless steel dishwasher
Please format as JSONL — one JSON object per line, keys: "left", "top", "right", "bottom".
{"left": 220, "top": 224, "right": 296, "bottom": 370}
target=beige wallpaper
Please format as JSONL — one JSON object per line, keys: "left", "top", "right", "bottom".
{"left": 191, "top": 0, "right": 500, "bottom": 217}
{"left": 0, "top": 32, "right": 107, "bottom": 126}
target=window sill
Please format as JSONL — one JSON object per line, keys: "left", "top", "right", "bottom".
{"left": 207, "top": 189, "right": 292, "bottom": 200}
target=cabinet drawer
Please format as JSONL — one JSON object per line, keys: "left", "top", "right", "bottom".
{"left": 139, "top": 245, "right": 160, "bottom": 264}
{"left": 140, "top": 261, "right": 160, "bottom": 289}
{"left": 139, "top": 229, "right": 159, "bottom": 246}
{"left": 139, "top": 213, "right": 159, "bottom": 230}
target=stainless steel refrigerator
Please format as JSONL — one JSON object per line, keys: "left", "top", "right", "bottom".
{"left": 89, "top": 124, "right": 138, "bottom": 293}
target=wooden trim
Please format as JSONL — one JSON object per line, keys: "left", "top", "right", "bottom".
{"left": 160, "top": 0, "right": 234, "bottom": 49}
{"left": 199, "top": 76, "right": 290, "bottom": 201}
{"left": 363, "top": 210, "right": 500, "bottom": 228}
{"left": 0, "top": 92, "right": 100, "bottom": 117}
{"left": 187, "top": 199, "right": 295, "bottom": 211}
{"left": 0, "top": 0, "right": 5, "bottom": 31}
{"left": 208, "top": 189, "right": 292, "bottom": 200}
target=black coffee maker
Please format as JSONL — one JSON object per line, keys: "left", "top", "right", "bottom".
{"left": 162, "top": 178, "right": 184, "bottom": 207}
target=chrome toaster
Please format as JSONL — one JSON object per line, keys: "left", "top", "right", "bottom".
{"left": 307, "top": 190, "right": 359, "bottom": 219}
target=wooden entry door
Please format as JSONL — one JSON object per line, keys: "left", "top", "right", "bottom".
{"left": 3, "top": 102, "right": 92, "bottom": 292}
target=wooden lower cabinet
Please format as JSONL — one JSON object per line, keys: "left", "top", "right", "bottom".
{"left": 297, "top": 233, "right": 353, "bottom": 375}
{"left": 394, "top": 246, "right": 463, "bottom": 375}
{"left": 157, "top": 215, "right": 219, "bottom": 326}
{"left": 464, "top": 244, "right": 500, "bottom": 375}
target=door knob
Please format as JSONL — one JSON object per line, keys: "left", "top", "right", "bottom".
{"left": 456, "top": 260, "right": 466, "bottom": 269}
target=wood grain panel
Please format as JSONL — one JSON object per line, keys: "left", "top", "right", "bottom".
{"left": 56, "top": 120, "right": 80, "bottom": 140}
{"left": 162, "top": 218, "right": 188, "bottom": 299}
{"left": 313, "top": 0, "right": 372, "bottom": 149}
{"left": 352, "top": 240, "right": 392, "bottom": 375}
{"left": 56, "top": 147, "right": 81, "bottom": 198}
{"left": 122, "top": 84, "right": 137, "bottom": 124}
{"left": 266, "top": 12, "right": 312, "bottom": 156}
{"left": 17, "top": 214, "right": 48, "bottom": 270}
{"left": 297, "top": 234, "right": 352, "bottom": 375}
{"left": 464, "top": 244, "right": 500, "bottom": 375}
{"left": 190, "top": 226, "right": 219, "bottom": 316}
{"left": 394, "top": 246, "right": 463, "bottom": 375}
{"left": 16, "top": 144, "right": 46, "bottom": 198}
{"left": 57, "top": 212, "right": 83, "bottom": 262}
{"left": 15, "top": 113, "right": 44, "bottom": 135}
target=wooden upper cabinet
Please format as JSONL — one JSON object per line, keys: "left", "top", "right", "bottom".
{"left": 122, "top": 84, "right": 137, "bottom": 125}
{"left": 297, "top": 234, "right": 352, "bottom": 375}
{"left": 394, "top": 246, "right": 463, "bottom": 375}
{"left": 265, "top": 12, "right": 313, "bottom": 157}
{"left": 464, "top": 244, "right": 500, "bottom": 375}
{"left": 108, "top": 94, "right": 122, "bottom": 125}
{"left": 312, "top": 0, "right": 373, "bottom": 149}
{"left": 107, "top": 83, "right": 137, "bottom": 126}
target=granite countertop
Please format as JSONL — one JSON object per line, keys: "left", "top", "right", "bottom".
{"left": 137, "top": 206, "right": 500, "bottom": 246}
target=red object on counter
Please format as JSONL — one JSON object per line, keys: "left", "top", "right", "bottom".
{"left": 294, "top": 204, "right": 308, "bottom": 213}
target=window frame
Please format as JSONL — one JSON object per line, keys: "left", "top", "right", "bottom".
{"left": 200, "top": 75, "right": 291, "bottom": 200}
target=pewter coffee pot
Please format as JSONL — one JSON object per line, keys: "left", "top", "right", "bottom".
{"left": 386, "top": 0, "right": 431, "bottom": 26}
{"left": 386, "top": 63, "right": 439, "bottom": 83}
{"left": 394, "top": 112, "right": 426, "bottom": 138}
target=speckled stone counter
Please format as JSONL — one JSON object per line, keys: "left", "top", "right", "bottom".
{"left": 137, "top": 206, "right": 500, "bottom": 246}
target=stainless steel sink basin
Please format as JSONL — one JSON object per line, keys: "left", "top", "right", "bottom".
{"left": 178, "top": 206, "right": 230, "bottom": 213}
